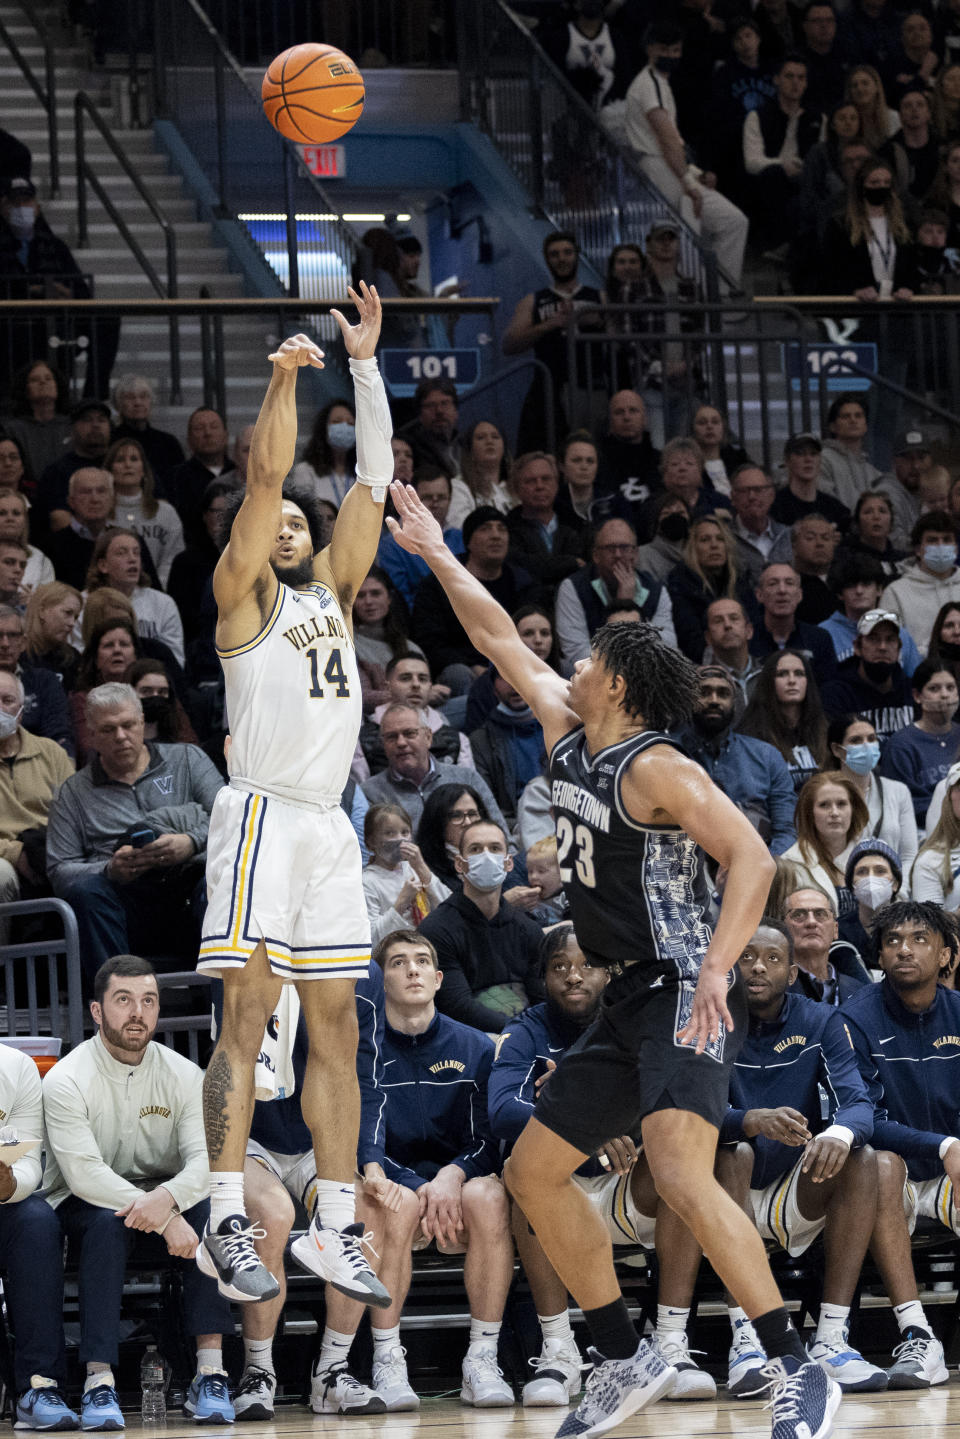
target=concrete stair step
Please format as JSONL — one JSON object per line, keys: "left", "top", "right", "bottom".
{"left": 94, "top": 273, "right": 244, "bottom": 297}
{"left": 75, "top": 247, "right": 231, "bottom": 274}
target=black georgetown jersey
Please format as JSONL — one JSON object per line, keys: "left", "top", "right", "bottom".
{"left": 549, "top": 725, "right": 713, "bottom": 984}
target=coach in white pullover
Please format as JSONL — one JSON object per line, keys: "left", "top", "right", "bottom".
{"left": 42, "top": 956, "right": 235, "bottom": 1428}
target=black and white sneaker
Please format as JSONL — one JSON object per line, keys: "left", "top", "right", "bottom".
{"left": 763, "top": 1358, "right": 841, "bottom": 1439}
{"left": 309, "top": 1361, "right": 386, "bottom": 1415}
{"left": 196, "top": 1215, "right": 280, "bottom": 1302}
{"left": 886, "top": 1328, "right": 949, "bottom": 1389}
{"left": 232, "top": 1367, "right": 276, "bottom": 1421}
{"left": 555, "top": 1340, "right": 676, "bottom": 1438}
{"left": 290, "top": 1216, "right": 391, "bottom": 1307}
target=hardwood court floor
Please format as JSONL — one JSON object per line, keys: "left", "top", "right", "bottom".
{"left": 123, "top": 1381, "right": 960, "bottom": 1437}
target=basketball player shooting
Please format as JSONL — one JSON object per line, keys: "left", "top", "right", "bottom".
{"left": 386, "top": 480, "right": 842, "bottom": 1439}
{"left": 195, "top": 282, "right": 392, "bottom": 1311}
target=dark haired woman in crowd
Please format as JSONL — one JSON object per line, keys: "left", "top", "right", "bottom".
{"left": 739, "top": 651, "right": 828, "bottom": 792}
{"left": 291, "top": 397, "right": 357, "bottom": 507}
{"left": 124, "top": 657, "right": 197, "bottom": 745}
{"left": 827, "top": 712, "right": 918, "bottom": 873}
{"left": 5, "top": 359, "right": 70, "bottom": 485}
{"left": 926, "top": 601, "right": 960, "bottom": 686}
{"left": 691, "top": 404, "right": 750, "bottom": 498}
{"left": 835, "top": 490, "right": 905, "bottom": 582}
{"left": 352, "top": 566, "right": 423, "bottom": 710}
{"left": 415, "top": 783, "right": 492, "bottom": 892}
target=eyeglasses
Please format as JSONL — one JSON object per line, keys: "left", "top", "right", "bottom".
{"left": 786, "top": 907, "right": 832, "bottom": 922}
{"left": 448, "top": 808, "right": 481, "bottom": 825}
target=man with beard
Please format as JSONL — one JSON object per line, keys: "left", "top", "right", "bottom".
{"left": 396, "top": 380, "right": 463, "bottom": 480}
{"left": 503, "top": 230, "right": 604, "bottom": 446}
{"left": 489, "top": 924, "right": 727, "bottom": 1406}
{"left": 41, "top": 955, "right": 236, "bottom": 1426}
{"left": 194, "top": 287, "right": 394, "bottom": 1309}
{"left": 676, "top": 666, "right": 796, "bottom": 853}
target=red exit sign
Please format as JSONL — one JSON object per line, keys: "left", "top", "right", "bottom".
{"left": 301, "top": 144, "right": 347, "bottom": 179}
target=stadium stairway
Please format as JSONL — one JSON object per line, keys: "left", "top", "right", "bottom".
{"left": 0, "top": 1, "right": 309, "bottom": 438}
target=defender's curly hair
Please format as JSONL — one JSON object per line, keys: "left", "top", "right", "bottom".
{"left": 591, "top": 621, "right": 700, "bottom": 730}
{"left": 220, "top": 480, "right": 328, "bottom": 555}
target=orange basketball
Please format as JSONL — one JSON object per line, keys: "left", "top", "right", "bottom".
{"left": 262, "top": 43, "right": 365, "bottom": 144}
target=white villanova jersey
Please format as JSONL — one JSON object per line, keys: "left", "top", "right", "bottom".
{"left": 219, "top": 580, "right": 362, "bottom": 806}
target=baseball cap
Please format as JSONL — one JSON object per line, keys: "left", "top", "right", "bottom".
{"left": 70, "top": 398, "right": 111, "bottom": 423}
{"left": 647, "top": 215, "right": 681, "bottom": 237}
{"left": 856, "top": 609, "right": 900, "bottom": 636}
{"left": 4, "top": 177, "right": 36, "bottom": 200}
{"left": 784, "top": 432, "right": 822, "bottom": 455}
{"left": 894, "top": 428, "right": 931, "bottom": 454}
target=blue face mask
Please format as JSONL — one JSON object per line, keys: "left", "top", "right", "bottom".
{"left": 327, "top": 421, "right": 356, "bottom": 451}
{"left": 464, "top": 851, "right": 507, "bottom": 892}
{"left": 844, "top": 740, "right": 880, "bottom": 775}
{"left": 923, "top": 542, "right": 957, "bottom": 575}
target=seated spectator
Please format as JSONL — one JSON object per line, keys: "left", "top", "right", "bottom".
{"left": 3, "top": 359, "right": 71, "bottom": 488}
{"left": 414, "top": 783, "right": 492, "bottom": 894}
{"left": 742, "top": 54, "right": 822, "bottom": 251}
{"left": 36, "top": 400, "right": 112, "bottom": 530}
{"left": 378, "top": 466, "right": 463, "bottom": 609}
{"left": 801, "top": 3, "right": 847, "bottom": 113}
{"left": 691, "top": 404, "right": 750, "bottom": 498}
{"left": 488, "top": 923, "right": 721, "bottom": 1403}
{"left": 624, "top": 20, "right": 749, "bottom": 288}
{"left": 881, "top": 510, "right": 960, "bottom": 657}
{"left": 514, "top": 602, "right": 563, "bottom": 673}
{"left": 42, "top": 955, "right": 235, "bottom": 1426}
{"left": 80, "top": 527, "right": 183, "bottom": 665}
{"left": 353, "top": 566, "right": 424, "bottom": 709}
{"left": 819, "top": 554, "right": 919, "bottom": 673}
{"left": 166, "top": 480, "right": 233, "bottom": 646}
{"left": 555, "top": 430, "right": 632, "bottom": 534}
{"left": 555, "top": 517, "right": 676, "bottom": 668}
{"left": 701, "top": 596, "right": 762, "bottom": 704}
{"left": 782, "top": 772, "right": 871, "bottom": 915}
{"left": 872, "top": 428, "right": 933, "bottom": 549}
{"left": 412, "top": 510, "right": 531, "bottom": 691}
{"left": 397, "top": 378, "right": 463, "bottom": 480}
{"left": 166, "top": 408, "right": 236, "bottom": 544}
{"left": 289, "top": 397, "right": 356, "bottom": 507}
{"left": 836, "top": 490, "right": 905, "bottom": 583}
{"left": 820, "top": 158, "right": 918, "bottom": 298}
{"left": 375, "top": 930, "right": 515, "bottom": 1406}
{"left": 468, "top": 669, "right": 546, "bottom": 832}
{"left": 0, "top": 180, "right": 118, "bottom": 402}
{"left": 361, "top": 703, "right": 507, "bottom": 834}
{"left": 772, "top": 435, "right": 851, "bottom": 533}
{"left": 886, "top": 88, "right": 940, "bottom": 197}
{"left": 842, "top": 900, "right": 960, "bottom": 1383}
{"left": 667, "top": 515, "right": 753, "bottom": 661}
{"left": 709, "top": 16, "right": 776, "bottom": 192}
{"left": 753, "top": 0, "right": 804, "bottom": 64}
{"left": 0, "top": 488, "right": 52, "bottom": 594}
{"left": 361, "top": 801, "right": 450, "bottom": 944}
{"left": 749, "top": 561, "right": 839, "bottom": 676}
{"left": 105, "top": 439, "right": 184, "bottom": 589}
{"left": 78, "top": 587, "right": 186, "bottom": 694}
{"left": 125, "top": 658, "right": 197, "bottom": 746}
{"left": 634, "top": 494, "right": 692, "bottom": 584}
{"left": 727, "top": 464, "right": 794, "bottom": 582}
{"left": 0, "top": 1033, "right": 79, "bottom": 1432}
{"left": 885, "top": 11, "right": 939, "bottom": 107}
{"left": 0, "top": 432, "right": 34, "bottom": 503}
{"left": 419, "top": 818, "right": 544, "bottom": 1031}
{"left": 597, "top": 389, "right": 661, "bottom": 511}
{"left": 505, "top": 452, "right": 584, "bottom": 588}
{"left": 0, "top": 603, "right": 72, "bottom": 751}
{"left": 782, "top": 884, "right": 872, "bottom": 1002}
{"left": 925, "top": 600, "right": 960, "bottom": 688}
{"left": 524, "top": 835, "right": 569, "bottom": 925}
{"left": 818, "top": 394, "right": 882, "bottom": 513}
{"left": 738, "top": 649, "right": 828, "bottom": 791}
{"left": 450, "top": 420, "right": 513, "bottom": 528}
{"left": 0, "top": 537, "right": 29, "bottom": 611}
{"left": 44, "top": 467, "right": 115, "bottom": 592}
{"left": 791, "top": 514, "right": 842, "bottom": 625}
{"left": 719, "top": 919, "right": 883, "bottom": 1393}
{"left": 879, "top": 657, "right": 960, "bottom": 824}
{"left": 110, "top": 374, "right": 184, "bottom": 487}
{"left": 827, "top": 712, "right": 919, "bottom": 869}
{"left": 23, "top": 580, "right": 81, "bottom": 688}
{"left": 843, "top": 63, "right": 899, "bottom": 149}
{"left": 0, "top": 668, "right": 73, "bottom": 934}
{"left": 910, "top": 759, "right": 960, "bottom": 903}
{"left": 360, "top": 653, "right": 472, "bottom": 773}
{"left": 45, "top": 682, "right": 222, "bottom": 983}
{"left": 840, "top": 836, "right": 904, "bottom": 953}
{"left": 675, "top": 666, "right": 797, "bottom": 852}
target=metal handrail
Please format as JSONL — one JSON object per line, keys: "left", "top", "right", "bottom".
{"left": 0, "top": 0, "right": 59, "bottom": 194}
{"left": 74, "top": 91, "right": 180, "bottom": 401}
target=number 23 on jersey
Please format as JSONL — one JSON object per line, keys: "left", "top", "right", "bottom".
{"left": 557, "top": 815, "right": 596, "bottom": 887}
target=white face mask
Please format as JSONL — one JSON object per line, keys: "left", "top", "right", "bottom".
{"left": 853, "top": 875, "right": 894, "bottom": 911}
{"left": 6, "top": 206, "right": 35, "bottom": 241}
{"left": 0, "top": 706, "right": 21, "bottom": 739}
{"left": 462, "top": 850, "right": 507, "bottom": 892}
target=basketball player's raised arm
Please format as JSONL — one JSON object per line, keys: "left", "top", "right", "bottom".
{"left": 320, "top": 283, "right": 392, "bottom": 609}
{"left": 213, "top": 332, "right": 324, "bottom": 618}
{"left": 387, "top": 481, "right": 577, "bottom": 748}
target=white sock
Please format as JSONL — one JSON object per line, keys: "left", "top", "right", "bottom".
{"left": 84, "top": 1371, "right": 113, "bottom": 1393}
{"left": 538, "top": 1311, "right": 574, "bottom": 1347}
{"left": 729, "top": 1306, "right": 762, "bottom": 1347}
{"left": 196, "top": 1347, "right": 223, "bottom": 1375}
{"left": 243, "top": 1337, "right": 275, "bottom": 1376}
{"left": 314, "top": 1179, "right": 356, "bottom": 1231}
{"left": 893, "top": 1300, "right": 929, "bottom": 1335}
{"left": 468, "top": 1318, "right": 501, "bottom": 1354}
{"left": 371, "top": 1324, "right": 402, "bottom": 1359}
{"left": 209, "top": 1172, "right": 245, "bottom": 1228}
{"left": 656, "top": 1304, "right": 689, "bottom": 1336}
{"left": 318, "top": 1326, "right": 355, "bottom": 1373}
{"left": 816, "top": 1303, "right": 849, "bottom": 1341}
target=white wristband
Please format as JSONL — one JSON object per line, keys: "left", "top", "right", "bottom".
{"left": 818, "top": 1124, "right": 853, "bottom": 1148}
{"left": 939, "top": 1136, "right": 958, "bottom": 1161}
{"left": 349, "top": 355, "right": 392, "bottom": 503}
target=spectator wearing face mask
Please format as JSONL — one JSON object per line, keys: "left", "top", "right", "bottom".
{"left": 361, "top": 801, "right": 450, "bottom": 945}
{"left": 839, "top": 838, "right": 903, "bottom": 955}
{"left": 290, "top": 399, "right": 357, "bottom": 508}
{"left": 828, "top": 713, "right": 918, "bottom": 871}
{"left": 881, "top": 511, "right": 960, "bottom": 658}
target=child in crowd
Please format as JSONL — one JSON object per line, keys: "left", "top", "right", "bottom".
{"left": 361, "top": 802, "right": 450, "bottom": 944}
{"left": 525, "top": 835, "right": 569, "bottom": 926}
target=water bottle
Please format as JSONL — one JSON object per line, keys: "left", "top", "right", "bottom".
{"left": 140, "top": 1346, "right": 166, "bottom": 1426}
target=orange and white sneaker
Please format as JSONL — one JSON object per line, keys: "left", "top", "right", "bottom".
{"left": 290, "top": 1217, "right": 391, "bottom": 1307}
